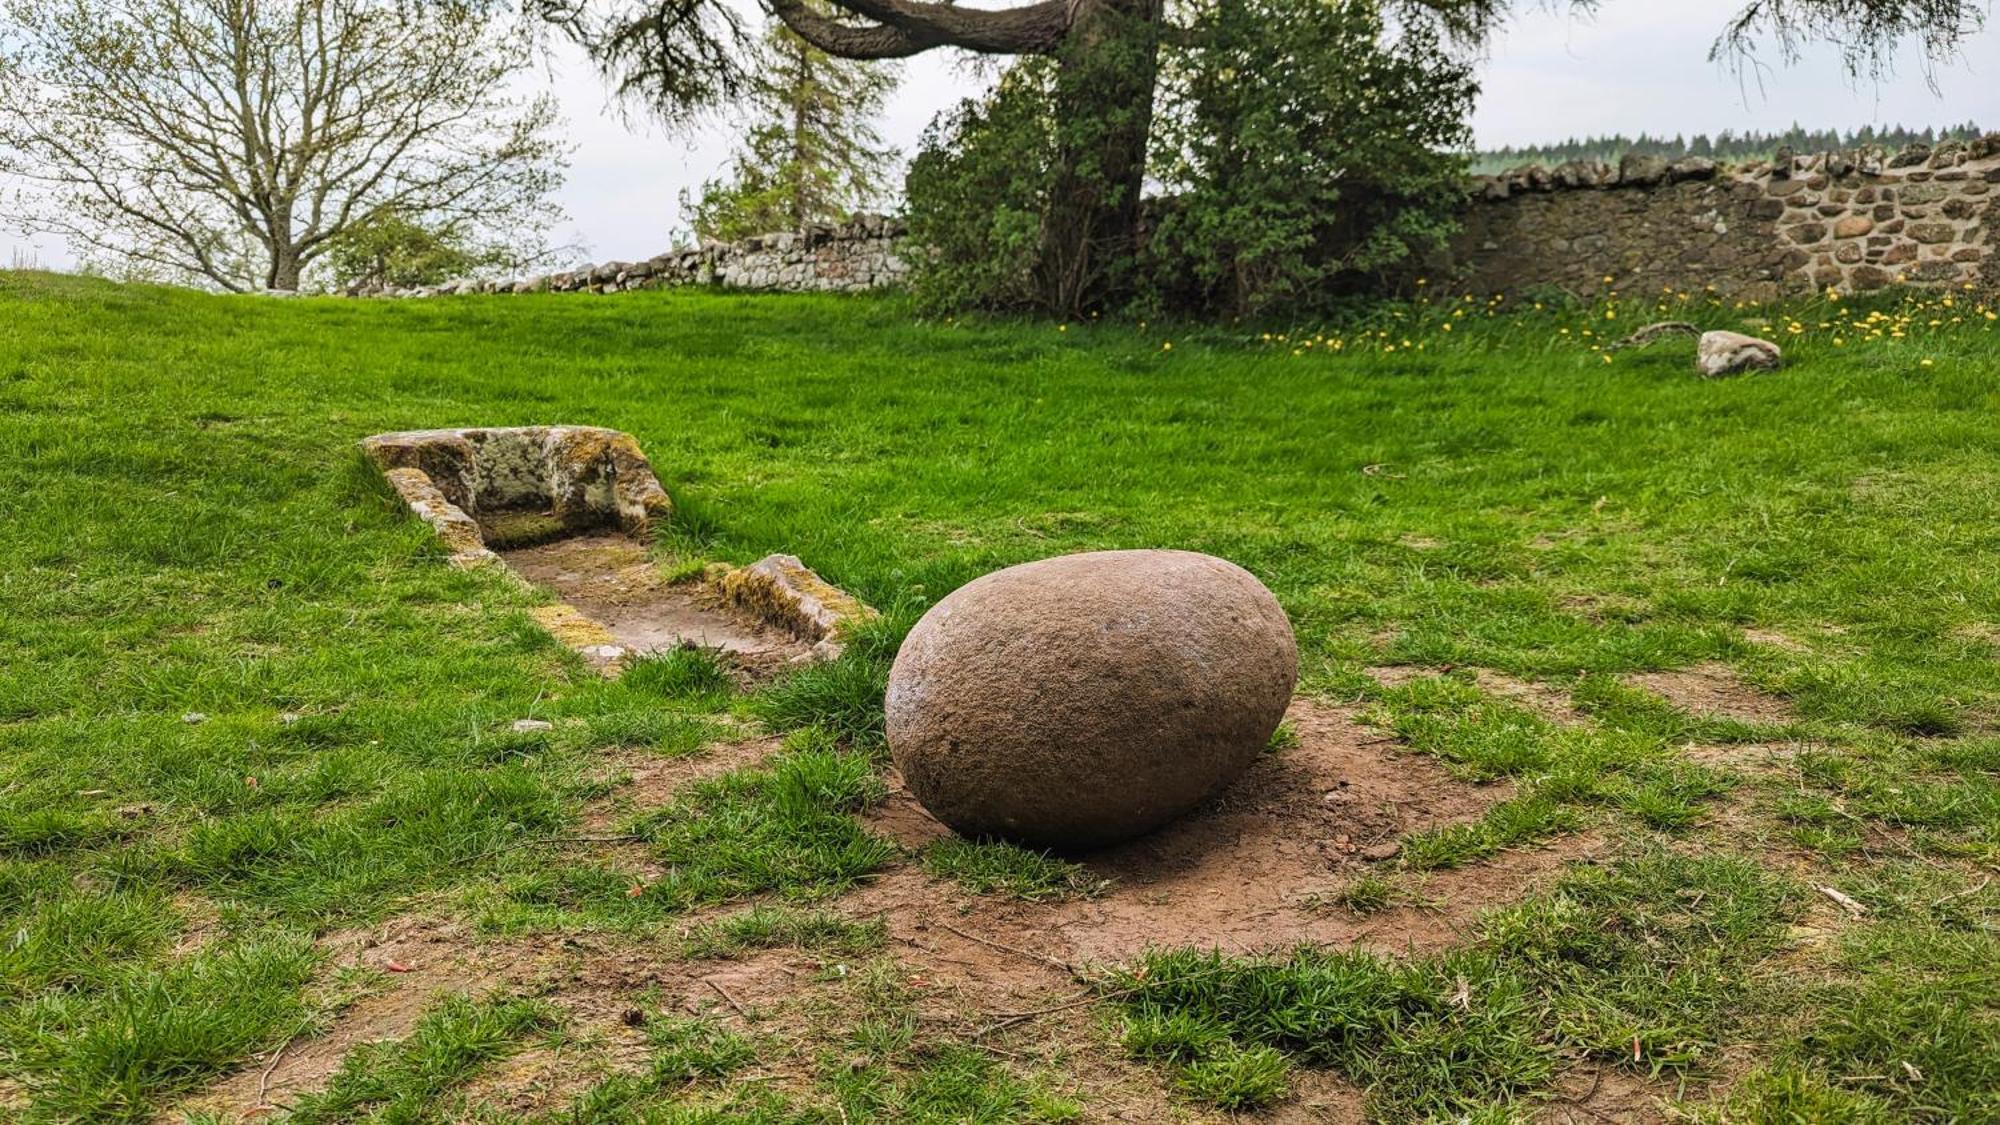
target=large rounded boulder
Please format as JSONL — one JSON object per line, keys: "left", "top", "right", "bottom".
{"left": 886, "top": 549, "right": 1297, "bottom": 850}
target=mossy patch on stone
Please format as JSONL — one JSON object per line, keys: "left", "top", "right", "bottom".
{"left": 477, "top": 509, "right": 580, "bottom": 550}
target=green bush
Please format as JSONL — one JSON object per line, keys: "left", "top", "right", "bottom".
{"left": 903, "top": 59, "right": 1060, "bottom": 314}
{"left": 901, "top": 1, "right": 1476, "bottom": 318}
{"left": 1146, "top": 0, "right": 1476, "bottom": 316}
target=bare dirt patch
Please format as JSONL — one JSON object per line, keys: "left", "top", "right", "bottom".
{"left": 1684, "top": 741, "right": 1804, "bottom": 777}
{"left": 502, "top": 534, "right": 818, "bottom": 675}
{"left": 1472, "top": 669, "right": 1585, "bottom": 724}
{"left": 1537, "top": 1066, "right": 1681, "bottom": 1124}
{"left": 1363, "top": 664, "right": 1437, "bottom": 689}
{"left": 176, "top": 912, "right": 829, "bottom": 1121}
{"left": 175, "top": 699, "right": 1603, "bottom": 1121}
{"left": 1743, "top": 628, "right": 1808, "bottom": 653}
{"left": 1267, "top": 1069, "right": 1369, "bottom": 1123}
{"left": 1954, "top": 621, "right": 2000, "bottom": 649}
{"left": 1623, "top": 663, "right": 1796, "bottom": 725}
{"left": 174, "top": 915, "right": 538, "bottom": 1119}
{"left": 855, "top": 698, "right": 1595, "bottom": 969}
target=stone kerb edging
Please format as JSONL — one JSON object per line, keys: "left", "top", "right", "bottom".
{"left": 360, "top": 425, "right": 876, "bottom": 666}
{"left": 361, "top": 425, "right": 673, "bottom": 566}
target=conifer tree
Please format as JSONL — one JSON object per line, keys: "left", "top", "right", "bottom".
{"left": 680, "top": 12, "right": 897, "bottom": 241}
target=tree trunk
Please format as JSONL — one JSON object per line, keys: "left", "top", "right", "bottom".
{"left": 1033, "top": 0, "right": 1161, "bottom": 316}
{"left": 267, "top": 235, "right": 303, "bottom": 292}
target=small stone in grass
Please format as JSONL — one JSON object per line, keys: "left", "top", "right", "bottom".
{"left": 181, "top": 712, "right": 207, "bottom": 725}
{"left": 511, "top": 718, "right": 554, "bottom": 733}
{"left": 1697, "top": 330, "right": 1782, "bottom": 377}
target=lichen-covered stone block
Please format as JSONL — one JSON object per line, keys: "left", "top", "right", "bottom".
{"left": 712, "top": 553, "right": 878, "bottom": 660}
{"left": 360, "top": 426, "right": 672, "bottom": 540}
{"left": 379, "top": 466, "right": 495, "bottom": 568}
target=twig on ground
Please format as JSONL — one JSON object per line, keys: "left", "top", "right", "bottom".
{"left": 705, "top": 977, "right": 750, "bottom": 1018}
{"left": 1815, "top": 884, "right": 1869, "bottom": 917}
{"left": 467, "top": 833, "right": 645, "bottom": 865}
{"left": 973, "top": 992, "right": 1116, "bottom": 1040}
{"left": 936, "top": 921, "right": 1076, "bottom": 975}
{"left": 257, "top": 1015, "right": 315, "bottom": 1106}
{"left": 1930, "top": 875, "right": 1990, "bottom": 908}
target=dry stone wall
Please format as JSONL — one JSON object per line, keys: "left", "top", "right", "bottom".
{"left": 1446, "top": 137, "right": 1999, "bottom": 300}
{"left": 367, "top": 214, "right": 908, "bottom": 298}
{"left": 378, "top": 138, "right": 1999, "bottom": 303}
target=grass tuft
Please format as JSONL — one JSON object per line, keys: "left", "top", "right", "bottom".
{"left": 922, "top": 837, "right": 1106, "bottom": 901}
{"left": 1177, "top": 1043, "right": 1291, "bottom": 1110}
{"left": 287, "top": 993, "right": 556, "bottom": 1123}
{"left": 623, "top": 646, "right": 737, "bottom": 707}
{"left": 679, "top": 905, "right": 888, "bottom": 960}
{"left": 750, "top": 651, "right": 890, "bottom": 750}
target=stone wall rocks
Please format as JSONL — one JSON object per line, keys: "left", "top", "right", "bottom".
{"left": 352, "top": 213, "right": 910, "bottom": 299}
{"left": 1445, "top": 139, "right": 1998, "bottom": 299}
{"left": 358, "top": 138, "right": 1998, "bottom": 303}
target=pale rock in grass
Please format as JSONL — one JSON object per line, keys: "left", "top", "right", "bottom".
{"left": 510, "top": 719, "right": 554, "bottom": 733}
{"left": 1697, "top": 330, "right": 1783, "bottom": 377}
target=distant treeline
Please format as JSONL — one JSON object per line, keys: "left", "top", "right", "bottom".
{"left": 1470, "top": 122, "right": 1987, "bottom": 174}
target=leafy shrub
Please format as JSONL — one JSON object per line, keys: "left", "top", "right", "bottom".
{"left": 1145, "top": 0, "right": 1476, "bottom": 316}
{"left": 903, "top": 59, "right": 1060, "bottom": 314}
{"left": 901, "top": 2, "right": 1477, "bottom": 318}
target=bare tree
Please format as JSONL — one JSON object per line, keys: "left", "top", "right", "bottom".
{"left": 0, "top": 0, "right": 567, "bottom": 291}
{"left": 545, "top": 0, "right": 1989, "bottom": 314}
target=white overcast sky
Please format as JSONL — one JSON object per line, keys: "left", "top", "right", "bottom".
{"left": 4, "top": 0, "right": 1998, "bottom": 270}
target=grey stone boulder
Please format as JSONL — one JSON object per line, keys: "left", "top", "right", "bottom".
{"left": 1619, "top": 152, "right": 1670, "bottom": 188}
{"left": 885, "top": 549, "right": 1297, "bottom": 850}
{"left": 1668, "top": 156, "right": 1719, "bottom": 183}
{"left": 1698, "top": 331, "right": 1783, "bottom": 377}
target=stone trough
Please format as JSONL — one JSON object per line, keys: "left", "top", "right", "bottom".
{"left": 361, "top": 426, "right": 873, "bottom": 673}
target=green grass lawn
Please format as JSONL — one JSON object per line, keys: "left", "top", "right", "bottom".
{"left": 0, "top": 271, "right": 1995, "bottom": 1122}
